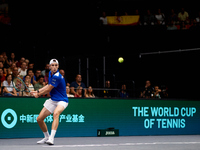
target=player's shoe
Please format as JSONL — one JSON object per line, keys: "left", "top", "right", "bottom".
{"left": 46, "top": 137, "right": 54, "bottom": 145}
{"left": 37, "top": 138, "right": 49, "bottom": 144}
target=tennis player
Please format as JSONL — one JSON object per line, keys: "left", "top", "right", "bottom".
{"left": 31, "top": 59, "right": 68, "bottom": 145}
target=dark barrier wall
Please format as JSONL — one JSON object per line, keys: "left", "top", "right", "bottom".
{"left": 0, "top": 97, "right": 200, "bottom": 138}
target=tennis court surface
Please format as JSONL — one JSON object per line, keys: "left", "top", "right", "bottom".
{"left": 0, "top": 135, "right": 200, "bottom": 150}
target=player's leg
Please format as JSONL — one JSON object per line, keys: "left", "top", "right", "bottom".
{"left": 46, "top": 102, "right": 68, "bottom": 145}
{"left": 52, "top": 105, "right": 65, "bottom": 129}
{"left": 36, "top": 107, "right": 51, "bottom": 144}
{"left": 37, "top": 107, "right": 51, "bottom": 132}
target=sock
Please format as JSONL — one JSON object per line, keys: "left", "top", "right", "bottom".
{"left": 43, "top": 131, "right": 49, "bottom": 138}
{"left": 50, "top": 130, "right": 56, "bottom": 139}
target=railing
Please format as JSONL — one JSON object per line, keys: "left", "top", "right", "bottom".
{"left": 1, "top": 86, "right": 169, "bottom": 99}
{"left": 1, "top": 86, "right": 134, "bottom": 98}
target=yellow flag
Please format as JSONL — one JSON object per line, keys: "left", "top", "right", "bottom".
{"left": 107, "top": 15, "right": 140, "bottom": 26}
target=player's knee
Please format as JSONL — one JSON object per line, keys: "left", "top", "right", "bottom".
{"left": 53, "top": 112, "right": 59, "bottom": 119}
{"left": 37, "top": 116, "right": 43, "bottom": 123}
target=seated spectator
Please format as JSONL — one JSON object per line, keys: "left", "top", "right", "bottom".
{"left": 85, "top": 86, "right": 95, "bottom": 98}
{"left": 7, "top": 62, "right": 16, "bottom": 74}
{"left": 134, "top": 9, "right": 142, "bottom": 25}
{"left": 8, "top": 52, "right": 18, "bottom": 66}
{"left": 41, "top": 63, "right": 49, "bottom": 76}
{"left": 28, "top": 63, "right": 34, "bottom": 70}
{"left": 35, "top": 69, "right": 42, "bottom": 82}
{"left": 19, "top": 81, "right": 32, "bottom": 96}
{"left": 18, "top": 62, "right": 27, "bottom": 77}
{"left": 0, "top": 0, "right": 9, "bottom": 25}
{"left": 119, "top": 84, "right": 129, "bottom": 98}
{"left": 0, "top": 61, "right": 7, "bottom": 75}
{"left": 44, "top": 69, "right": 49, "bottom": 85}
{"left": 167, "top": 21, "right": 178, "bottom": 30}
{"left": 195, "top": 11, "right": 200, "bottom": 25}
{"left": 140, "top": 80, "right": 153, "bottom": 98}
{"left": 2, "top": 52, "right": 10, "bottom": 69}
{"left": 152, "top": 86, "right": 161, "bottom": 99}
{"left": 24, "top": 75, "right": 34, "bottom": 92}
{"left": 169, "top": 9, "right": 178, "bottom": 25}
{"left": 161, "top": 85, "right": 169, "bottom": 98}
{"left": 34, "top": 75, "right": 44, "bottom": 91}
{"left": 70, "top": 74, "right": 86, "bottom": 96}
{"left": 0, "top": 68, "right": 5, "bottom": 83}
{"left": 0, "top": 0, "right": 8, "bottom": 13}
{"left": 12, "top": 67, "right": 18, "bottom": 83}
{"left": 2, "top": 74, "right": 18, "bottom": 96}
{"left": 26, "top": 69, "right": 36, "bottom": 85}
{"left": 155, "top": 8, "right": 165, "bottom": 25}
{"left": 66, "top": 86, "right": 74, "bottom": 97}
{"left": 144, "top": 9, "right": 155, "bottom": 25}
{"left": 190, "top": 19, "right": 199, "bottom": 30}
{"left": 25, "top": 59, "right": 29, "bottom": 69}
{"left": 59, "top": 69, "right": 70, "bottom": 86}
{"left": 178, "top": 8, "right": 189, "bottom": 24}
{"left": 74, "top": 86, "right": 83, "bottom": 97}
{"left": 33, "top": 73, "right": 50, "bottom": 97}
{"left": 103, "top": 80, "right": 111, "bottom": 98}
{"left": 0, "top": 55, "right": 3, "bottom": 62}
{"left": 16, "top": 57, "right": 25, "bottom": 68}
{"left": 99, "top": 11, "right": 107, "bottom": 26}
{"left": 180, "top": 21, "right": 188, "bottom": 30}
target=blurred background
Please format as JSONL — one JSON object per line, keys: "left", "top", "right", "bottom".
{"left": 1, "top": 0, "right": 200, "bottom": 99}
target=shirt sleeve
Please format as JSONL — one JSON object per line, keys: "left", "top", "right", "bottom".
{"left": 50, "top": 76, "right": 60, "bottom": 87}
{"left": 2, "top": 81, "right": 6, "bottom": 86}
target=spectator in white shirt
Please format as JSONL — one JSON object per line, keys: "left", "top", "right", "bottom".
{"left": 3, "top": 74, "right": 18, "bottom": 96}
{"left": 18, "top": 62, "right": 27, "bottom": 78}
{"left": 155, "top": 8, "right": 165, "bottom": 25}
{"left": 99, "top": 12, "right": 107, "bottom": 25}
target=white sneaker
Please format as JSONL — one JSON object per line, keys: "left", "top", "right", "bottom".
{"left": 46, "top": 137, "right": 54, "bottom": 145}
{"left": 37, "top": 137, "right": 49, "bottom": 144}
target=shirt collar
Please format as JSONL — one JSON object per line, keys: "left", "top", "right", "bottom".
{"left": 51, "top": 69, "right": 59, "bottom": 76}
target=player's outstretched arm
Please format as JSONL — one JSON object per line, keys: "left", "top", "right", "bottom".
{"left": 38, "top": 84, "right": 49, "bottom": 93}
{"left": 31, "top": 84, "right": 54, "bottom": 98}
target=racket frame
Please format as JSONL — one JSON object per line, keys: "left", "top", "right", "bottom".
{"left": 13, "top": 77, "right": 31, "bottom": 93}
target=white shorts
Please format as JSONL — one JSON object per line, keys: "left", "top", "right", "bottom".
{"left": 43, "top": 98, "right": 68, "bottom": 113}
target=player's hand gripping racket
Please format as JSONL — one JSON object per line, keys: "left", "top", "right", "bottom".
{"left": 13, "top": 77, "right": 30, "bottom": 93}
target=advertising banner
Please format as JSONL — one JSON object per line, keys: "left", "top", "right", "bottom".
{"left": 0, "top": 97, "right": 200, "bottom": 138}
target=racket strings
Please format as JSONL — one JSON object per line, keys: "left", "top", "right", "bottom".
{"left": 15, "top": 79, "right": 25, "bottom": 91}
{"left": 13, "top": 77, "right": 30, "bottom": 93}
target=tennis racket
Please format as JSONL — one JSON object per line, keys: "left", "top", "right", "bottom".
{"left": 13, "top": 77, "right": 30, "bottom": 93}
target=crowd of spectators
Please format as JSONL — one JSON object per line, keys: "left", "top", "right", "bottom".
{"left": 0, "top": 52, "right": 98, "bottom": 98}
{"left": 0, "top": 52, "right": 168, "bottom": 99}
{"left": 99, "top": 7, "right": 200, "bottom": 30}
{"left": 140, "top": 80, "right": 168, "bottom": 99}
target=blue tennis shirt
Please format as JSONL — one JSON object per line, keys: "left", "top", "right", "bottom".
{"left": 49, "top": 70, "right": 68, "bottom": 102}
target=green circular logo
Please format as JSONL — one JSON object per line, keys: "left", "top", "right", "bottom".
{"left": 1, "top": 109, "right": 17, "bottom": 129}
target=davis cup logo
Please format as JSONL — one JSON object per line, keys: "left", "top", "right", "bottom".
{"left": 1, "top": 108, "right": 17, "bottom": 129}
